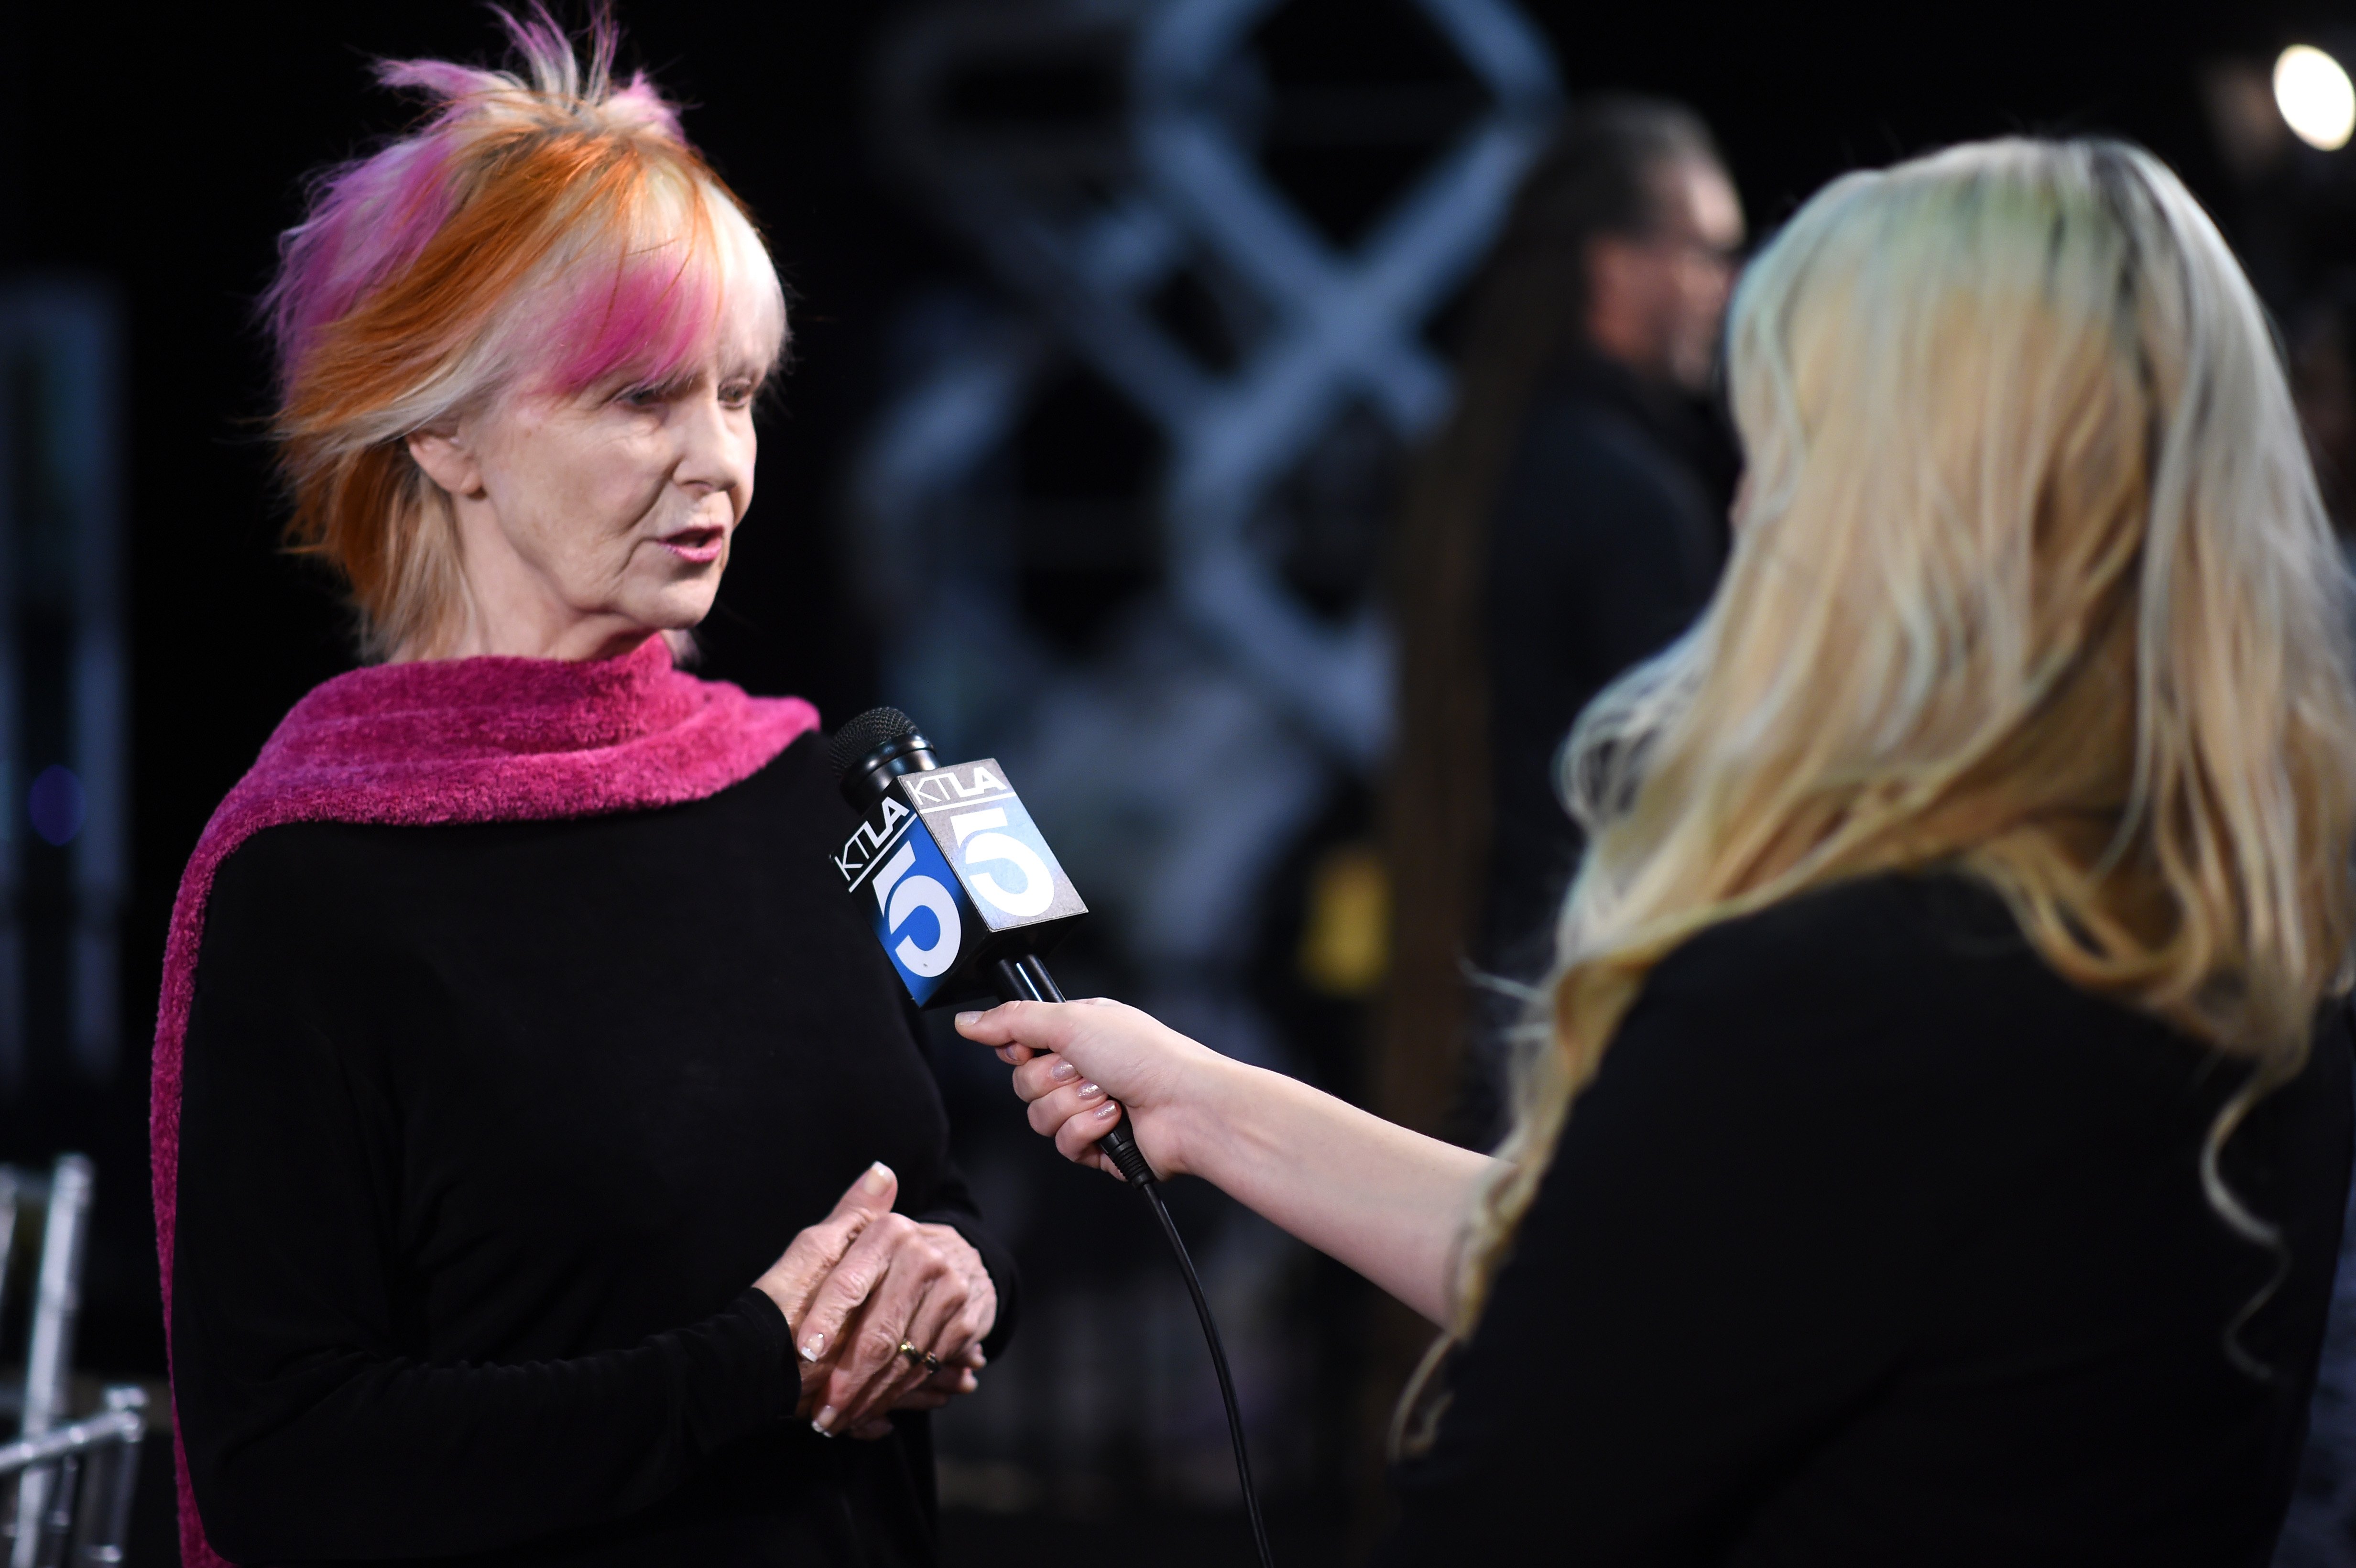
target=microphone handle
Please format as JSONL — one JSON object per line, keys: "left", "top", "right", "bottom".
{"left": 989, "top": 955, "right": 1159, "bottom": 1188}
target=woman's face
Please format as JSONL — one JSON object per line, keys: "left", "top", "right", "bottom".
{"left": 405, "top": 283, "right": 776, "bottom": 662}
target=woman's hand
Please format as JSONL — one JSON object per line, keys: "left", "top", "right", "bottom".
{"left": 798, "top": 1215, "right": 998, "bottom": 1440}
{"left": 953, "top": 998, "right": 1224, "bottom": 1181}
{"left": 752, "top": 1162, "right": 899, "bottom": 1343}
{"left": 751, "top": 1165, "right": 998, "bottom": 1439}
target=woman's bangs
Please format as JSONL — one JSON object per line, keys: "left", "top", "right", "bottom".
{"left": 538, "top": 177, "right": 783, "bottom": 397}
{"left": 543, "top": 199, "right": 722, "bottom": 394}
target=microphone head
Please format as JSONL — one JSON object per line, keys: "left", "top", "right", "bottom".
{"left": 830, "top": 706, "right": 940, "bottom": 810}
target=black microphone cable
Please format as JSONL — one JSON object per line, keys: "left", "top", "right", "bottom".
{"left": 991, "top": 953, "right": 1276, "bottom": 1568}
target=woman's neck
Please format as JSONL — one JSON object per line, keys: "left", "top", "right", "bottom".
{"left": 391, "top": 591, "right": 659, "bottom": 664}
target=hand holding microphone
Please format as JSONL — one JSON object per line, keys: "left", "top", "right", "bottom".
{"left": 955, "top": 997, "right": 1225, "bottom": 1182}
{"left": 827, "top": 709, "right": 1159, "bottom": 1187}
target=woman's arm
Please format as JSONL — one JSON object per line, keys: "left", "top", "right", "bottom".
{"left": 955, "top": 999, "right": 1494, "bottom": 1324}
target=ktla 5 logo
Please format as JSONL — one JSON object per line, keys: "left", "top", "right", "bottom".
{"left": 870, "top": 804, "right": 1058, "bottom": 979}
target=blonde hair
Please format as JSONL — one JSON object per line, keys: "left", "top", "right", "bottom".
{"left": 265, "top": 7, "right": 787, "bottom": 661}
{"left": 1403, "top": 138, "right": 2356, "bottom": 1448}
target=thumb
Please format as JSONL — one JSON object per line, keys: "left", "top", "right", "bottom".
{"left": 829, "top": 1160, "right": 899, "bottom": 1224}
{"left": 954, "top": 999, "right": 1077, "bottom": 1056}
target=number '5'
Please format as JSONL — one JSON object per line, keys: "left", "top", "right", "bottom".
{"left": 871, "top": 843, "right": 961, "bottom": 978}
{"left": 949, "top": 807, "right": 1054, "bottom": 917}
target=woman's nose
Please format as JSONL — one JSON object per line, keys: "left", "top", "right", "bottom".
{"left": 674, "top": 394, "right": 754, "bottom": 499}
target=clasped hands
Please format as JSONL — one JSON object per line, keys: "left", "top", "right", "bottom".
{"left": 753, "top": 1163, "right": 996, "bottom": 1440}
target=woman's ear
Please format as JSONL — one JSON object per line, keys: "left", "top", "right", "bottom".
{"left": 406, "top": 425, "right": 483, "bottom": 499}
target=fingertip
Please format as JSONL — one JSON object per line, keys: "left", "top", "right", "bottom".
{"left": 862, "top": 1162, "right": 895, "bottom": 1196}
{"left": 954, "top": 1010, "right": 982, "bottom": 1032}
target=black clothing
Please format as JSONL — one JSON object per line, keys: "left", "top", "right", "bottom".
{"left": 1382, "top": 874, "right": 2353, "bottom": 1567}
{"left": 173, "top": 732, "right": 1014, "bottom": 1566}
{"left": 1478, "top": 349, "right": 1733, "bottom": 989}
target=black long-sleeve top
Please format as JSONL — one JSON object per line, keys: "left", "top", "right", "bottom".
{"left": 1381, "top": 873, "right": 2353, "bottom": 1566}
{"left": 172, "top": 731, "right": 1016, "bottom": 1566}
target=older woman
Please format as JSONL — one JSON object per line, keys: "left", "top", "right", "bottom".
{"left": 964, "top": 139, "right": 2356, "bottom": 1565}
{"left": 155, "top": 16, "right": 1008, "bottom": 1566}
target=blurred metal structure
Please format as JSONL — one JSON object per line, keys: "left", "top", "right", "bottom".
{"left": 860, "top": 0, "right": 1556, "bottom": 1504}
{"left": 866, "top": 0, "right": 1554, "bottom": 764}
{"left": 0, "top": 285, "right": 128, "bottom": 1094}
{"left": 0, "top": 1156, "right": 140, "bottom": 1566}
{"left": 0, "top": 1387, "right": 146, "bottom": 1568}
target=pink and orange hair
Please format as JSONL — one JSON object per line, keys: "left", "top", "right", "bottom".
{"left": 266, "top": 6, "right": 787, "bottom": 660}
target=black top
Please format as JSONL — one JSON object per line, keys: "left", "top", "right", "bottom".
{"left": 172, "top": 731, "right": 1016, "bottom": 1566}
{"left": 1381, "top": 874, "right": 2354, "bottom": 1567}
{"left": 1478, "top": 349, "right": 1733, "bottom": 989}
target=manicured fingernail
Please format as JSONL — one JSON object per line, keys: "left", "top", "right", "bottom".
{"left": 1077, "top": 1081, "right": 1104, "bottom": 1100}
{"left": 863, "top": 1162, "right": 893, "bottom": 1194}
{"left": 1093, "top": 1101, "right": 1120, "bottom": 1121}
{"left": 955, "top": 1011, "right": 981, "bottom": 1027}
{"left": 800, "top": 1332, "right": 824, "bottom": 1361}
{"left": 1048, "top": 1059, "right": 1078, "bottom": 1083}
{"left": 812, "top": 1406, "right": 838, "bottom": 1436}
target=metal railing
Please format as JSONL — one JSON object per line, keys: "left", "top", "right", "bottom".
{"left": 0, "top": 1388, "right": 144, "bottom": 1567}
{"left": 0, "top": 1157, "right": 145, "bottom": 1565}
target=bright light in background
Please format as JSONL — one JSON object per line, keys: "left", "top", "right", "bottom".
{"left": 2275, "top": 44, "right": 2356, "bottom": 151}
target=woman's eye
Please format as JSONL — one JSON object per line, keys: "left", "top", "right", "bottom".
{"left": 618, "top": 384, "right": 665, "bottom": 409}
{"left": 719, "top": 381, "right": 756, "bottom": 409}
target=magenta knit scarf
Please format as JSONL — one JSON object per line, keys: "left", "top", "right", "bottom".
{"left": 149, "top": 636, "right": 818, "bottom": 1567}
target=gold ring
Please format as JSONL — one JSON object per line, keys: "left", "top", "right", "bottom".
{"left": 897, "top": 1339, "right": 940, "bottom": 1374}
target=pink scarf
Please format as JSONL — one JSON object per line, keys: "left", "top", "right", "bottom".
{"left": 150, "top": 636, "right": 818, "bottom": 1567}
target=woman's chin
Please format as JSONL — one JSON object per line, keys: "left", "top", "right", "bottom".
{"left": 624, "top": 579, "right": 723, "bottom": 635}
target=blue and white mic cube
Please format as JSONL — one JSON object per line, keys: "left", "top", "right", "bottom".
{"left": 834, "top": 758, "right": 1088, "bottom": 1007}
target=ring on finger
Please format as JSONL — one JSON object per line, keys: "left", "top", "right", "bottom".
{"left": 897, "top": 1339, "right": 942, "bottom": 1375}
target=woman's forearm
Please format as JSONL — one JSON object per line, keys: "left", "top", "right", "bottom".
{"left": 960, "top": 998, "right": 1496, "bottom": 1324}
{"left": 1169, "top": 1057, "right": 1494, "bottom": 1325}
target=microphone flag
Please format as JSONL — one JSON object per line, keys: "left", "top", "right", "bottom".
{"left": 833, "top": 757, "right": 1087, "bottom": 1005}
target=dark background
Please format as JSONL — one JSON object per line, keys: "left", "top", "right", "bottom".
{"left": 0, "top": 1, "right": 2340, "bottom": 1560}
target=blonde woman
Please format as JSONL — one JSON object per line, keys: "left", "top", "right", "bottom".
{"left": 960, "top": 138, "right": 2356, "bottom": 1563}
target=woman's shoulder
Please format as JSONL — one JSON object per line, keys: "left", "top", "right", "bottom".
{"left": 198, "top": 819, "right": 410, "bottom": 994}
{"left": 1593, "top": 873, "right": 2356, "bottom": 1234}
{"left": 1603, "top": 871, "right": 2222, "bottom": 1138}
{"left": 209, "top": 728, "right": 835, "bottom": 879}
{"left": 1637, "top": 871, "right": 2104, "bottom": 1039}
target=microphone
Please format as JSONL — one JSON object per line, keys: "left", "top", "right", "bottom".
{"left": 829, "top": 708, "right": 1154, "bottom": 1186}
{"left": 828, "top": 707, "right": 1274, "bottom": 1568}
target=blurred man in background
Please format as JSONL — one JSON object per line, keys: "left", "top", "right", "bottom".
{"left": 1382, "top": 97, "right": 1746, "bottom": 1150}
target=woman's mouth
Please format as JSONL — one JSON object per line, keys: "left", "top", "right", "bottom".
{"left": 658, "top": 524, "right": 726, "bottom": 565}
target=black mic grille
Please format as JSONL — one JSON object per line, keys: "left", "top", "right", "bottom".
{"left": 829, "top": 707, "right": 922, "bottom": 783}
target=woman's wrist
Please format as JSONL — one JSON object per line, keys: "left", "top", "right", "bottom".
{"left": 1152, "top": 1047, "right": 1258, "bottom": 1185}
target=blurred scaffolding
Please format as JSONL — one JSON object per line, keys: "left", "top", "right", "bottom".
{"left": 849, "top": 0, "right": 1556, "bottom": 1529}
{"left": 0, "top": 286, "right": 125, "bottom": 1104}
